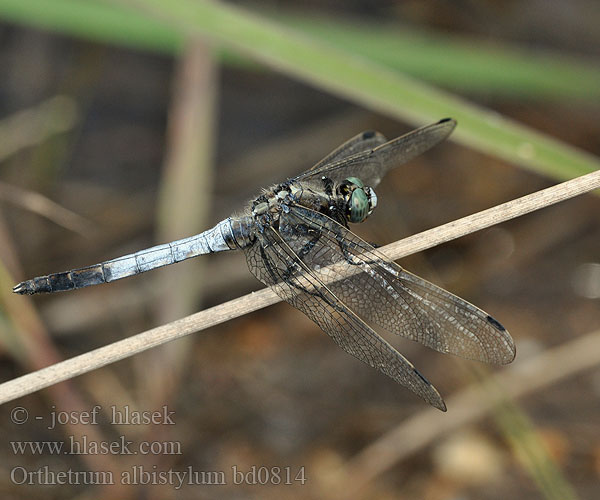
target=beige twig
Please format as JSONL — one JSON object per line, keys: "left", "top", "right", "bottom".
{"left": 0, "top": 169, "right": 598, "bottom": 405}
{"left": 0, "top": 95, "right": 78, "bottom": 161}
{"left": 0, "top": 181, "right": 92, "bottom": 236}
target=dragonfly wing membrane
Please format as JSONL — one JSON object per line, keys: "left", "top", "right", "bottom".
{"left": 295, "top": 119, "right": 456, "bottom": 187}
{"left": 301, "top": 130, "right": 387, "bottom": 176}
{"left": 282, "top": 205, "right": 515, "bottom": 365}
{"left": 243, "top": 225, "right": 447, "bottom": 410}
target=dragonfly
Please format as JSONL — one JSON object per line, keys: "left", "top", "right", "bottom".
{"left": 13, "top": 118, "right": 516, "bottom": 411}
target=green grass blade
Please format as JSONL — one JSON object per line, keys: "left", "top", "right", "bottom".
{"left": 494, "top": 400, "right": 579, "bottom": 500}
{"left": 0, "top": 0, "right": 598, "bottom": 179}
{"left": 122, "top": 0, "right": 600, "bottom": 179}
{"left": 1, "top": 0, "right": 598, "bottom": 101}
{"left": 0, "top": 0, "right": 183, "bottom": 53}
{"left": 273, "top": 13, "right": 600, "bottom": 100}
{"left": 467, "top": 364, "right": 580, "bottom": 500}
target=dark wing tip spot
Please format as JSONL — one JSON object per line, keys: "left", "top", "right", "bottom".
{"left": 438, "top": 117, "right": 453, "bottom": 123}
{"left": 413, "top": 368, "right": 447, "bottom": 411}
{"left": 362, "top": 130, "right": 376, "bottom": 139}
{"left": 486, "top": 315, "right": 506, "bottom": 331}
{"left": 413, "top": 367, "right": 431, "bottom": 386}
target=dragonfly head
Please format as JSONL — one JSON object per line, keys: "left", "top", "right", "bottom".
{"left": 339, "top": 177, "right": 377, "bottom": 224}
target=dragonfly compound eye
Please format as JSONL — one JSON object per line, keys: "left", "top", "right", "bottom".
{"left": 345, "top": 176, "right": 364, "bottom": 188}
{"left": 341, "top": 177, "right": 377, "bottom": 224}
{"left": 348, "top": 187, "right": 370, "bottom": 223}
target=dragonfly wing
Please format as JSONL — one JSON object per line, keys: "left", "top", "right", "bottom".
{"left": 243, "top": 223, "right": 447, "bottom": 410}
{"left": 294, "top": 118, "right": 456, "bottom": 187}
{"left": 282, "top": 205, "right": 516, "bottom": 365}
{"left": 300, "top": 130, "right": 388, "bottom": 176}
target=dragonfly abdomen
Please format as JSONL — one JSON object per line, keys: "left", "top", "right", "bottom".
{"left": 13, "top": 218, "right": 239, "bottom": 295}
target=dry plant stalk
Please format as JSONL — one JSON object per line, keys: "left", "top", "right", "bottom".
{"left": 0, "top": 169, "right": 598, "bottom": 405}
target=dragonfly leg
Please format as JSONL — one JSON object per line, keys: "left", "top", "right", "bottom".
{"left": 259, "top": 244, "right": 318, "bottom": 298}
{"left": 329, "top": 224, "right": 380, "bottom": 268}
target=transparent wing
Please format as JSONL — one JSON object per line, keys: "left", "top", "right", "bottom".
{"left": 280, "top": 205, "right": 516, "bottom": 365}
{"left": 294, "top": 118, "right": 456, "bottom": 187}
{"left": 243, "top": 224, "right": 447, "bottom": 410}
{"left": 302, "top": 130, "right": 388, "bottom": 175}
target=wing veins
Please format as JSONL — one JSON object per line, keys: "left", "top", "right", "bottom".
{"left": 251, "top": 224, "right": 446, "bottom": 410}
{"left": 286, "top": 204, "right": 515, "bottom": 364}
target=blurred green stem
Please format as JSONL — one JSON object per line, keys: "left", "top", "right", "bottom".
{"left": 0, "top": 0, "right": 598, "bottom": 179}
{"left": 478, "top": 367, "right": 580, "bottom": 500}
{"left": 121, "top": 0, "right": 599, "bottom": 180}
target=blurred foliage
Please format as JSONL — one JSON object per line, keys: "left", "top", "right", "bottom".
{"left": 494, "top": 400, "right": 579, "bottom": 500}
{"left": 0, "top": 0, "right": 599, "bottom": 181}
{"left": 2, "top": 0, "right": 599, "bottom": 100}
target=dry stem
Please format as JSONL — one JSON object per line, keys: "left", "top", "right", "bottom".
{"left": 0, "top": 169, "right": 598, "bottom": 404}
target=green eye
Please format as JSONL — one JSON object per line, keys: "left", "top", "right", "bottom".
{"left": 349, "top": 188, "right": 369, "bottom": 223}
{"left": 345, "top": 176, "right": 364, "bottom": 188}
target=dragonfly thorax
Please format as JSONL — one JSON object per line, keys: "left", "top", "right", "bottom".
{"left": 252, "top": 194, "right": 280, "bottom": 219}
{"left": 250, "top": 182, "right": 302, "bottom": 226}
{"left": 337, "top": 177, "right": 378, "bottom": 224}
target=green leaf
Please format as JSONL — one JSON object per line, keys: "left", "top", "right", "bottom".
{"left": 122, "top": 0, "right": 600, "bottom": 179}
{"left": 0, "top": 0, "right": 598, "bottom": 180}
